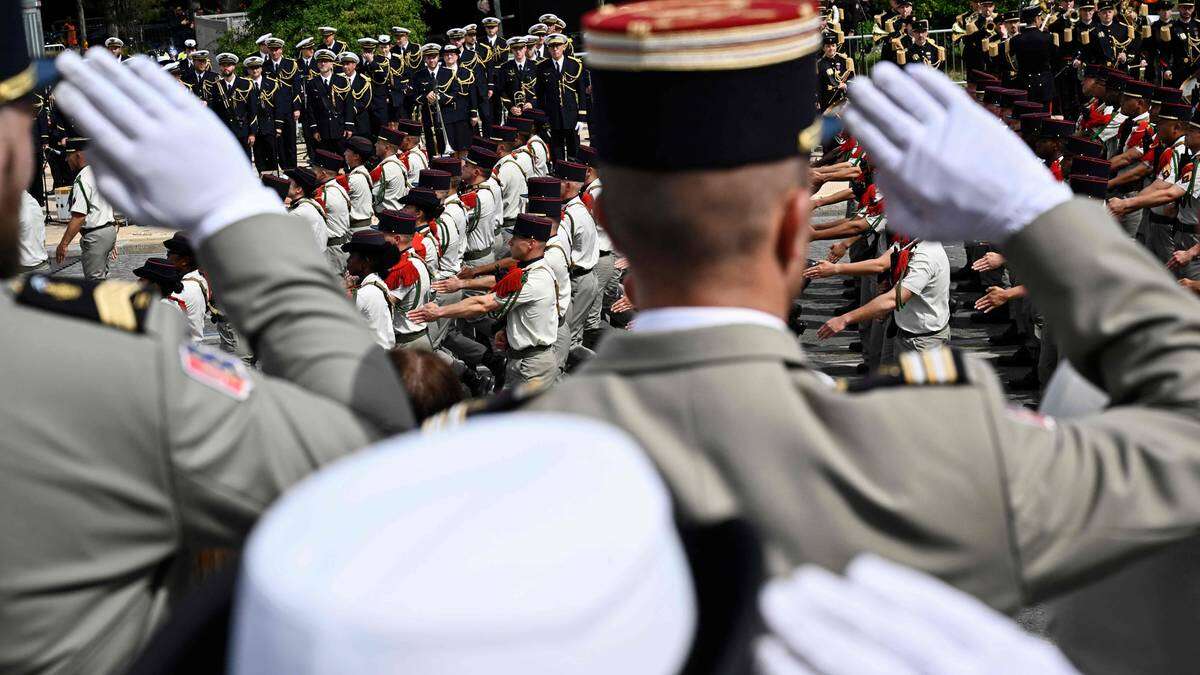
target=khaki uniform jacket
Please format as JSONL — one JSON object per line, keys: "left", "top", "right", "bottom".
{"left": 436, "top": 199, "right": 1200, "bottom": 613}
{"left": 0, "top": 213, "right": 412, "bottom": 674}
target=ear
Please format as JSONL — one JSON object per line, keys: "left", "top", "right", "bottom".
{"left": 777, "top": 187, "right": 813, "bottom": 296}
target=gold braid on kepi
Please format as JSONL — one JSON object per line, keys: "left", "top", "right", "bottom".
{"left": 583, "top": 0, "right": 822, "bottom": 170}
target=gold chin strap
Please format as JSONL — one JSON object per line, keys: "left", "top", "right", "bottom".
{"left": 0, "top": 64, "right": 35, "bottom": 106}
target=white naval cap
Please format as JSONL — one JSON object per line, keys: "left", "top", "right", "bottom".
{"left": 337, "top": 51, "right": 359, "bottom": 64}
{"left": 230, "top": 413, "right": 696, "bottom": 675}
{"left": 183, "top": 38, "right": 196, "bottom": 48}
{"left": 255, "top": 32, "right": 272, "bottom": 45}
{"left": 104, "top": 36, "right": 124, "bottom": 48}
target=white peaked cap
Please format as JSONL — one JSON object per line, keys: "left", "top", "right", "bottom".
{"left": 230, "top": 413, "right": 697, "bottom": 675}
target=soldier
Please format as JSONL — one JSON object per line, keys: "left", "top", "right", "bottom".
{"left": 311, "top": 149, "right": 352, "bottom": 271}
{"left": 392, "top": 26, "right": 421, "bottom": 67}
{"left": 491, "top": 126, "right": 527, "bottom": 253}
{"left": 284, "top": 167, "right": 329, "bottom": 250}
{"left": 179, "top": 38, "right": 197, "bottom": 69}
{"left": 1083, "top": 0, "right": 1140, "bottom": 67}
{"left": 439, "top": 44, "right": 478, "bottom": 153}
{"left": 411, "top": 43, "right": 455, "bottom": 155}
{"left": 480, "top": 16, "right": 506, "bottom": 60}
{"left": 163, "top": 232, "right": 209, "bottom": 340}
{"left": 397, "top": 119, "right": 430, "bottom": 184}
{"left": 879, "top": 13, "right": 914, "bottom": 65}
{"left": 263, "top": 37, "right": 300, "bottom": 170}
{"left": 554, "top": 160, "right": 600, "bottom": 351}
{"left": 499, "top": 36, "right": 537, "bottom": 117}
{"left": 875, "top": 0, "right": 914, "bottom": 62}
{"left": 53, "top": 137, "right": 116, "bottom": 279}
{"left": 410, "top": 213, "right": 559, "bottom": 387}
{"left": 358, "top": 37, "right": 388, "bottom": 138}
{"left": 528, "top": 23, "right": 549, "bottom": 61}
{"left": 535, "top": 34, "right": 588, "bottom": 162}
{"left": 243, "top": 56, "right": 285, "bottom": 173}
{"left": 818, "top": 32, "right": 854, "bottom": 111}
{"left": 206, "top": 53, "right": 258, "bottom": 159}
{"left": 302, "top": 49, "right": 350, "bottom": 153}
{"left": 318, "top": 27, "right": 346, "bottom": 57}
{"left": 446, "top": 29, "right": 489, "bottom": 136}
{"left": 376, "top": 209, "right": 434, "bottom": 351}
{"left": 1044, "top": 0, "right": 1082, "bottom": 116}
{"left": 250, "top": 33, "right": 272, "bottom": 61}
{"left": 132, "top": 257, "right": 186, "bottom": 315}
{"left": 373, "top": 35, "right": 407, "bottom": 124}
{"left": 459, "top": 146, "right": 502, "bottom": 268}
{"left": 959, "top": 0, "right": 999, "bottom": 74}
{"left": 907, "top": 19, "right": 946, "bottom": 68}
{"left": 1156, "top": 0, "right": 1200, "bottom": 86}
{"left": 338, "top": 52, "right": 372, "bottom": 137}
{"left": 182, "top": 50, "right": 217, "bottom": 93}
{"left": 104, "top": 37, "right": 129, "bottom": 61}
{"left": 342, "top": 229, "right": 399, "bottom": 349}
{"left": 1009, "top": 6, "right": 1058, "bottom": 106}
{"left": 426, "top": 0, "right": 1200, "bottom": 622}
{"left": 371, "top": 127, "right": 410, "bottom": 211}
{"left": 343, "top": 135, "right": 375, "bottom": 231}
{"left": 296, "top": 37, "right": 318, "bottom": 78}
{"left": 2, "top": 38, "right": 413, "bottom": 672}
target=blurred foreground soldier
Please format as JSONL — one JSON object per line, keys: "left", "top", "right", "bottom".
{"left": 757, "top": 555, "right": 1080, "bottom": 675}
{"left": 434, "top": 0, "right": 1200, "bottom": 615}
{"left": 55, "top": 137, "right": 117, "bottom": 278}
{"left": 232, "top": 414, "right": 697, "bottom": 674}
{"left": 0, "top": 42, "right": 411, "bottom": 673}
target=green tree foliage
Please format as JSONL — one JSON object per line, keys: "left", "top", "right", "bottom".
{"left": 217, "top": 0, "right": 439, "bottom": 56}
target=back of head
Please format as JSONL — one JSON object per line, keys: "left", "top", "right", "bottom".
{"left": 583, "top": 0, "right": 819, "bottom": 289}
{"left": 231, "top": 413, "right": 696, "bottom": 674}
{"left": 385, "top": 348, "right": 463, "bottom": 421}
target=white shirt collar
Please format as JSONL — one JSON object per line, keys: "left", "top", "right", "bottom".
{"left": 632, "top": 306, "right": 789, "bottom": 334}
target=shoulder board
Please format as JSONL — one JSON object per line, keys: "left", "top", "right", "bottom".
{"left": 838, "top": 347, "right": 970, "bottom": 393}
{"left": 422, "top": 379, "right": 553, "bottom": 431}
{"left": 13, "top": 275, "right": 153, "bottom": 333}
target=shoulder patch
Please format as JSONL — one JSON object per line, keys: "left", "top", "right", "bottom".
{"left": 421, "top": 378, "right": 552, "bottom": 431}
{"left": 14, "top": 274, "right": 153, "bottom": 332}
{"left": 179, "top": 343, "right": 254, "bottom": 400}
{"left": 838, "top": 346, "right": 969, "bottom": 393}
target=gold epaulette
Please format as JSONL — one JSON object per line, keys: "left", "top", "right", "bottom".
{"left": 837, "top": 347, "right": 970, "bottom": 393}
{"left": 421, "top": 378, "right": 553, "bottom": 431}
{"left": 12, "top": 275, "right": 153, "bottom": 333}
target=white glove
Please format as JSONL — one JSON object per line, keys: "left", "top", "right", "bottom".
{"left": 53, "top": 49, "right": 283, "bottom": 244}
{"left": 843, "top": 63, "right": 1071, "bottom": 243}
{"left": 756, "top": 555, "right": 1080, "bottom": 675}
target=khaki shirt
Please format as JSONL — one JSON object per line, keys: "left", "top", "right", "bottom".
{"left": 0, "top": 213, "right": 412, "bottom": 674}
{"left": 69, "top": 165, "right": 114, "bottom": 229}
{"left": 498, "top": 258, "right": 558, "bottom": 350}
{"left": 435, "top": 199, "right": 1200, "bottom": 613}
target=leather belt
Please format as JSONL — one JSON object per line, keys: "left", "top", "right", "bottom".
{"left": 464, "top": 248, "right": 492, "bottom": 261}
{"left": 81, "top": 222, "right": 114, "bottom": 234}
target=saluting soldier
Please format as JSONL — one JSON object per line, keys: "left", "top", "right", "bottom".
{"left": 243, "top": 56, "right": 286, "bottom": 173}
{"left": 263, "top": 36, "right": 300, "bottom": 170}
{"left": 431, "top": 0, "right": 1200, "bottom": 626}
{"left": 205, "top": 53, "right": 258, "bottom": 159}
{"left": 535, "top": 33, "right": 588, "bottom": 162}
{"left": 0, "top": 36, "right": 414, "bottom": 673}
{"left": 817, "top": 32, "right": 854, "bottom": 111}
{"left": 302, "top": 49, "right": 351, "bottom": 153}
{"left": 338, "top": 52, "right": 372, "bottom": 137}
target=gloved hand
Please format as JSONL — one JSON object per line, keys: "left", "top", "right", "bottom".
{"left": 843, "top": 63, "right": 1071, "bottom": 243}
{"left": 53, "top": 49, "right": 283, "bottom": 244}
{"left": 756, "top": 554, "right": 1080, "bottom": 675}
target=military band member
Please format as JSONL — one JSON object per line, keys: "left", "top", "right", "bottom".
{"left": 250, "top": 33, "right": 273, "bottom": 61}
{"left": 907, "top": 20, "right": 947, "bottom": 68}
{"left": 449, "top": 28, "right": 492, "bottom": 133}
{"left": 500, "top": 36, "right": 538, "bottom": 118}
{"left": 411, "top": 43, "right": 456, "bottom": 155}
{"left": 53, "top": 138, "right": 116, "bottom": 279}
{"left": 358, "top": 38, "right": 388, "bottom": 138}
{"left": 1156, "top": 0, "right": 1200, "bottom": 86}
{"left": 261, "top": 37, "right": 300, "bottom": 170}
{"left": 1082, "top": 0, "right": 1140, "bottom": 66}
{"left": 296, "top": 37, "right": 318, "bottom": 78}
{"left": 205, "top": 53, "right": 258, "bottom": 158}
{"left": 535, "top": 34, "right": 588, "bottom": 162}
{"left": 818, "top": 32, "right": 855, "bottom": 111}
{"left": 104, "top": 37, "right": 129, "bottom": 61}
{"left": 529, "top": 23, "right": 550, "bottom": 61}
{"left": 243, "top": 56, "right": 285, "bottom": 173}
{"left": 959, "top": 0, "right": 998, "bottom": 73}
{"left": 318, "top": 27, "right": 346, "bottom": 58}
{"left": 338, "top": 52, "right": 372, "bottom": 136}
{"left": 182, "top": 50, "right": 218, "bottom": 92}
{"left": 879, "top": 11, "right": 914, "bottom": 65}
{"left": 392, "top": 27, "right": 422, "bottom": 66}
{"left": 1008, "top": 7, "right": 1058, "bottom": 105}
{"left": 302, "top": 49, "right": 350, "bottom": 153}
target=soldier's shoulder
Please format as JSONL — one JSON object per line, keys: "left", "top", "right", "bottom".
{"left": 834, "top": 346, "right": 975, "bottom": 394}
{"left": 10, "top": 275, "right": 155, "bottom": 335}
{"left": 422, "top": 378, "right": 554, "bottom": 430}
